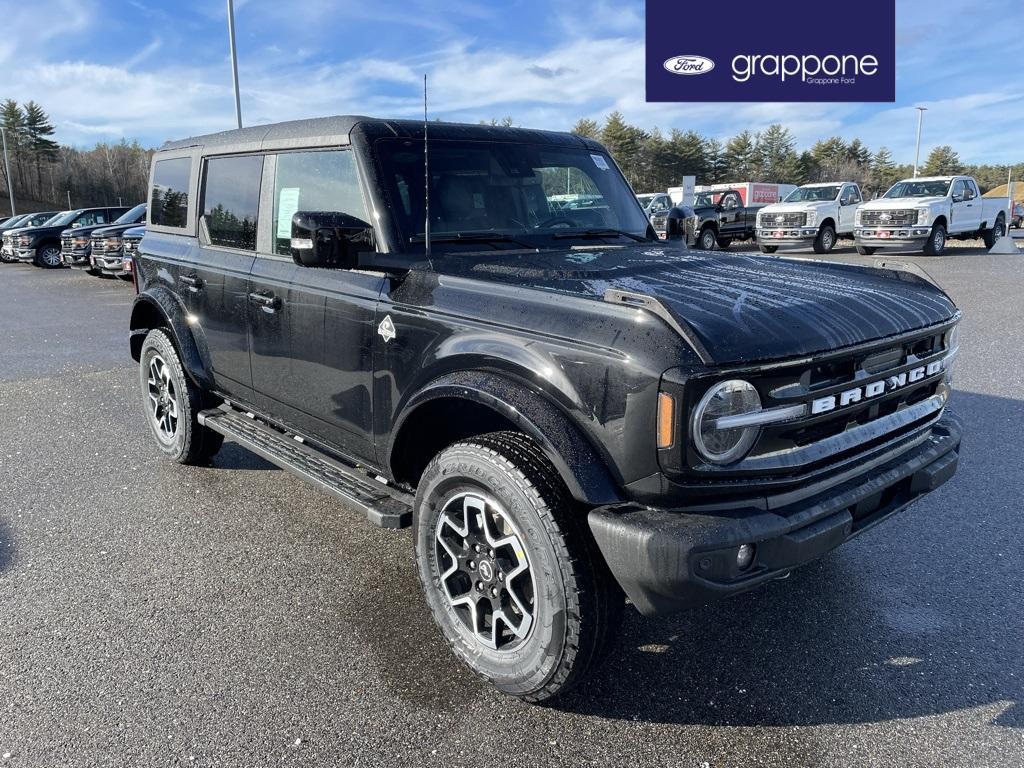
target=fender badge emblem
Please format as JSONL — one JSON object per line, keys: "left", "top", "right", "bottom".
{"left": 378, "top": 315, "right": 397, "bottom": 343}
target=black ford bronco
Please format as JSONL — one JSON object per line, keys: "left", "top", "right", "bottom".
{"left": 130, "top": 116, "right": 962, "bottom": 702}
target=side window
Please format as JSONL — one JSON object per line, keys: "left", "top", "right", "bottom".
{"left": 722, "top": 192, "right": 739, "bottom": 209}
{"left": 844, "top": 186, "right": 861, "bottom": 204}
{"left": 952, "top": 180, "right": 966, "bottom": 201}
{"left": 272, "top": 150, "right": 367, "bottom": 255}
{"left": 201, "top": 155, "right": 263, "bottom": 251}
{"left": 150, "top": 157, "right": 192, "bottom": 228}
{"left": 964, "top": 180, "right": 977, "bottom": 200}
{"left": 75, "top": 211, "right": 106, "bottom": 226}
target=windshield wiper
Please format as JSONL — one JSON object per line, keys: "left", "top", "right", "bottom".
{"left": 409, "top": 232, "right": 537, "bottom": 250}
{"left": 551, "top": 228, "right": 648, "bottom": 243}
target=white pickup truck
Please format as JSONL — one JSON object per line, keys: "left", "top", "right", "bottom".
{"left": 756, "top": 181, "right": 863, "bottom": 254}
{"left": 855, "top": 176, "right": 1009, "bottom": 256}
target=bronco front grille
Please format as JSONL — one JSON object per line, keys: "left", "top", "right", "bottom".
{"left": 664, "top": 319, "right": 958, "bottom": 491}
{"left": 861, "top": 209, "right": 916, "bottom": 226}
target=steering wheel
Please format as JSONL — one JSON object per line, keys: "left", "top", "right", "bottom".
{"left": 535, "top": 216, "right": 577, "bottom": 229}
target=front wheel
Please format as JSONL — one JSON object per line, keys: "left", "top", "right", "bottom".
{"left": 139, "top": 328, "right": 224, "bottom": 464}
{"left": 414, "top": 431, "right": 624, "bottom": 702}
{"left": 923, "top": 222, "right": 947, "bottom": 256}
{"left": 813, "top": 224, "right": 837, "bottom": 254}
{"left": 36, "top": 244, "right": 63, "bottom": 268}
{"left": 698, "top": 227, "right": 717, "bottom": 251}
{"left": 856, "top": 245, "right": 877, "bottom": 255}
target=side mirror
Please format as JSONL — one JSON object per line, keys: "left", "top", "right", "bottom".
{"left": 290, "top": 211, "right": 374, "bottom": 269}
{"left": 951, "top": 193, "right": 964, "bottom": 203}
{"left": 665, "top": 205, "right": 693, "bottom": 241}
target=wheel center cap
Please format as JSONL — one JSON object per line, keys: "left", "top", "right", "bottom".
{"left": 477, "top": 559, "right": 494, "bottom": 582}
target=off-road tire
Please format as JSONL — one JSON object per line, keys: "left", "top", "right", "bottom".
{"left": 139, "top": 328, "right": 223, "bottom": 465}
{"left": 923, "top": 222, "right": 947, "bottom": 256}
{"left": 413, "top": 431, "right": 624, "bottom": 703}
{"left": 813, "top": 223, "right": 837, "bottom": 254}
{"left": 981, "top": 215, "right": 1005, "bottom": 249}
{"left": 759, "top": 245, "right": 778, "bottom": 254}
{"left": 856, "top": 245, "right": 877, "bottom": 256}
{"left": 698, "top": 227, "right": 717, "bottom": 251}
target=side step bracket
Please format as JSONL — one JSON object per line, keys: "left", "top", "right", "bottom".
{"left": 198, "top": 407, "right": 413, "bottom": 529}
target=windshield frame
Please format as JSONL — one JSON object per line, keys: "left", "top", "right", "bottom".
{"left": 369, "top": 137, "right": 653, "bottom": 256}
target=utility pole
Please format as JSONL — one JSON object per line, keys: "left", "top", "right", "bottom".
{"left": 227, "top": 0, "right": 243, "bottom": 129}
{"left": 1, "top": 127, "right": 15, "bottom": 216}
{"left": 913, "top": 107, "right": 929, "bottom": 179}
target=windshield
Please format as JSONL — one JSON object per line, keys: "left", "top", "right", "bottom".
{"left": 884, "top": 180, "right": 952, "bottom": 198}
{"left": 2, "top": 215, "right": 27, "bottom": 229}
{"left": 115, "top": 203, "right": 146, "bottom": 224}
{"left": 374, "top": 139, "right": 651, "bottom": 254}
{"left": 785, "top": 185, "right": 841, "bottom": 202}
{"left": 44, "top": 211, "right": 77, "bottom": 226}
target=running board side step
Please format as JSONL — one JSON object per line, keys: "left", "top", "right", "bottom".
{"left": 198, "top": 407, "right": 413, "bottom": 529}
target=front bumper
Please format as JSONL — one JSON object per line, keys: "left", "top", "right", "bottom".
{"left": 756, "top": 227, "right": 818, "bottom": 246}
{"left": 94, "top": 253, "right": 127, "bottom": 275}
{"left": 64, "top": 250, "right": 92, "bottom": 268}
{"left": 15, "top": 247, "right": 36, "bottom": 262}
{"left": 855, "top": 227, "right": 930, "bottom": 248}
{"left": 588, "top": 413, "right": 962, "bottom": 616}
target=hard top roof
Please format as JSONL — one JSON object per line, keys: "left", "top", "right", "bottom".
{"left": 158, "top": 115, "right": 602, "bottom": 155}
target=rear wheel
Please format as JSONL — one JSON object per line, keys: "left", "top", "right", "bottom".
{"left": 139, "top": 328, "right": 223, "bottom": 465}
{"left": 856, "top": 245, "right": 877, "bottom": 256}
{"left": 813, "top": 223, "right": 837, "bottom": 254}
{"left": 698, "top": 227, "right": 717, "bottom": 251}
{"left": 36, "top": 244, "right": 63, "bottom": 268}
{"left": 923, "top": 222, "right": 947, "bottom": 256}
{"left": 759, "top": 245, "right": 778, "bottom": 254}
{"left": 414, "top": 431, "right": 624, "bottom": 703}
{"left": 982, "top": 215, "right": 1005, "bottom": 249}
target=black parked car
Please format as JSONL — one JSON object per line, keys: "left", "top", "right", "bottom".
{"left": 130, "top": 116, "right": 962, "bottom": 702}
{"left": 0, "top": 211, "right": 60, "bottom": 262}
{"left": 106, "top": 224, "right": 145, "bottom": 281}
{"left": 64, "top": 203, "right": 146, "bottom": 274}
{"left": 14, "top": 206, "right": 129, "bottom": 267}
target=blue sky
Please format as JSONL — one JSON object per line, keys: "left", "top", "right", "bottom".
{"left": 0, "top": 0, "right": 1020, "bottom": 164}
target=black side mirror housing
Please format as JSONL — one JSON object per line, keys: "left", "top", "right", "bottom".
{"left": 290, "top": 211, "right": 374, "bottom": 269}
{"left": 665, "top": 205, "right": 693, "bottom": 241}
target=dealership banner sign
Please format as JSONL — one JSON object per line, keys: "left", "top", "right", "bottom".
{"left": 645, "top": 0, "right": 895, "bottom": 102}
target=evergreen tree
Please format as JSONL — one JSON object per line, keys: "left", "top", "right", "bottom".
{"left": 600, "top": 112, "right": 647, "bottom": 187}
{"left": 570, "top": 118, "right": 600, "bottom": 139}
{"left": 922, "top": 145, "right": 964, "bottom": 176}
{"left": 757, "top": 124, "right": 800, "bottom": 183}
{"left": 23, "top": 101, "right": 59, "bottom": 192}
{"left": 869, "top": 147, "right": 898, "bottom": 197}
{"left": 723, "top": 130, "right": 759, "bottom": 180}
{"left": 703, "top": 138, "right": 726, "bottom": 183}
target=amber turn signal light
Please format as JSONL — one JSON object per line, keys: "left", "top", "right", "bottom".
{"left": 657, "top": 392, "right": 675, "bottom": 449}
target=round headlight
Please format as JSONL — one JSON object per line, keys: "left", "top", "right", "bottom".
{"left": 692, "top": 380, "right": 761, "bottom": 465}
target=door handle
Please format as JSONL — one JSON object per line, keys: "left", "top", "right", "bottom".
{"left": 179, "top": 273, "right": 203, "bottom": 293}
{"left": 248, "top": 290, "right": 282, "bottom": 313}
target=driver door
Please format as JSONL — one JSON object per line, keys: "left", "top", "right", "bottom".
{"left": 950, "top": 179, "right": 980, "bottom": 234}
{"left": 719, "top": 191, "right": 743, "bottom": 235}
{"left": 837, "top": 185, "right": 861, "bottom": 232}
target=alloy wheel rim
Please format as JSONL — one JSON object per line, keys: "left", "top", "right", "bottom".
{"left": 42, "top": 247, "right": 61, "bottom": 266}
{"left": 702, "top": 231, "right": 715, "bottom": 249}
{"left": 434, "top": 491, "right": 536, "bottom": 651}
{"left": 823, "top": 229, "right": 834, "bottom": 249}
{"left": 146, "top": 354, "right": 179, "bottom": 442}
{"left": 935, "top": 229, "right": 945, "bottom": 251}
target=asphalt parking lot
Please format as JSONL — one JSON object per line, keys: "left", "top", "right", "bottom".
{"left": 1, "top": 244, "right": 1022, "bottom": 768}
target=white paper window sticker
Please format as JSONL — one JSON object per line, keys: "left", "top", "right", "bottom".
{"left": 591, "top": 154, "right": 610, "bottom": 171}
{"left": 277, "top": 187, "right": 301, "bottom": 239}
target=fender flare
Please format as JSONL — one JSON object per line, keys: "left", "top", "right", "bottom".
{"left": 129, "top": 287, "right": 213, "bottom": 389}
{"left": 388, "top": 370, "right": 623, "bottom": 506}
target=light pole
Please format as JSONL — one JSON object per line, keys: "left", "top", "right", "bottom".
{"left": 913, "top": 105, "right": 929, "bottom": 178}
{"left": 227, "top": 0, "right": 243, "bottom": 129}
{"left": 1, "top": 126, "right": 15, "bottom": 216}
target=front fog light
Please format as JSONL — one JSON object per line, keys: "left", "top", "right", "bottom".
{"left": 737, "top": 544, "right": 756, "bottom": 570}
{"left": 692, "top": 379, "right": 761, "bottom": 465}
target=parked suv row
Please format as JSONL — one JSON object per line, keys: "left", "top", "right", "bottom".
{"left": 63, "top": 203, "right": 146, "bottom": 278}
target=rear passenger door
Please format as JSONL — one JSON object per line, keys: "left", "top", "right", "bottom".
{"left": 247, "top": 149, "right": 383, "bottom": 465}
{"left": 191, "top": 154, "right": 261, "bottom": 397}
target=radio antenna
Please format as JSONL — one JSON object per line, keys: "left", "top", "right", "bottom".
{"left": 423, "top": 73, "right": 432, "bottom": 264}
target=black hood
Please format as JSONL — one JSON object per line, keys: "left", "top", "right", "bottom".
{"left": 430, "top": 245, "right": 957, "bottom": 365}
{"left": 64, "top": 223, "right": 114, "bottom": 237}
{"left": 91, "top": 223, "right": 139, "bottom": 238}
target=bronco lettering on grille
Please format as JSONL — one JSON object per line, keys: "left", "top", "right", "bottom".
{"left": 810, "top": 360, "right": 944, "bottom": 415}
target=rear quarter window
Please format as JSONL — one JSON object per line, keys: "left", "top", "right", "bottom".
{"left": 150, "top": 157, "right": 192, "bottom": 228}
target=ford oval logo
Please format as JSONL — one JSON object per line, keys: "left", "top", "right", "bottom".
{"left": 663, "top": 55, "right": 715, "bottom": 76}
